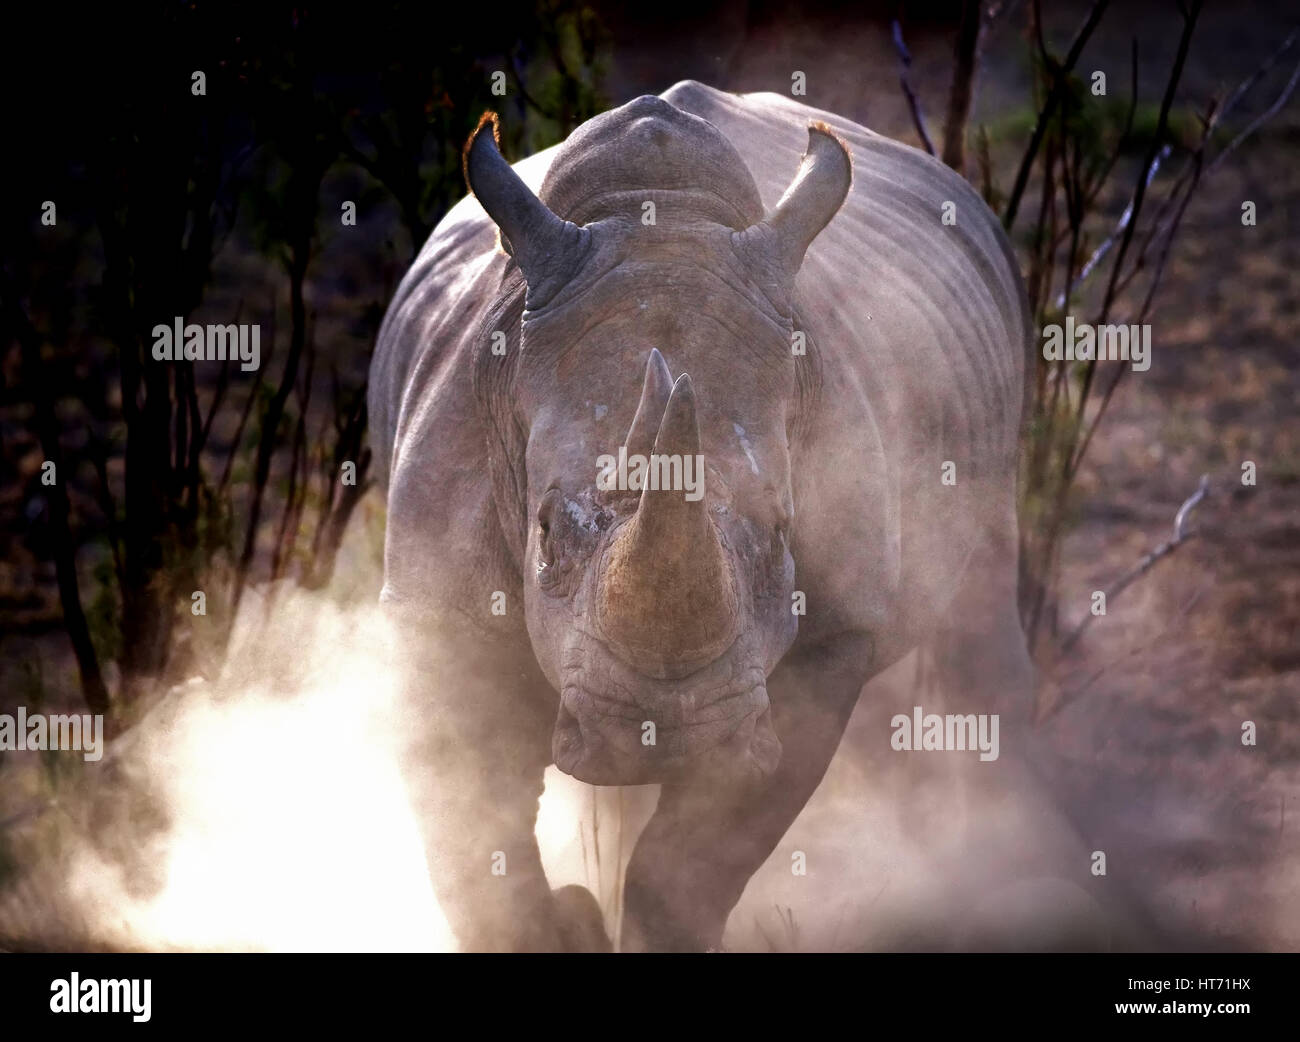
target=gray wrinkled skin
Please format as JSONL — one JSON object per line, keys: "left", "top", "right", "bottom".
{"left": 370, "top": 82, "right": 1040, "bottom": 952}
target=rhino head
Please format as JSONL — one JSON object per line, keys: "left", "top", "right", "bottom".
{"left": 466, "top": 95, "right": 851, "bottom": 786}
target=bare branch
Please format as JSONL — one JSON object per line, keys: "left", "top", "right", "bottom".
{"left": 1054, "top": 145, "right": 1169, "bottom": 310}
{"left": 2, "top": 280, "right": 111, "bottom": 716}
{"left": 1095, "top": 0, "right": 1202, "bottom": 326}
{"left": 1003, "top": 0, "right": 1111, "bottom": 230}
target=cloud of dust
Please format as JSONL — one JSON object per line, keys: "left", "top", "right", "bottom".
{"left": 4, "top": 561, "right": 1236, "bottom": 953}
{"left": 25, "top": 584, "right": 607, "bottom": 952}
{"left": 14, "top": 589, "right": 1130, "bottom": 952}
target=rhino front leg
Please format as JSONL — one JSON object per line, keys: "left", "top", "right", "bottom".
{"left": 620, "top": 636, "right": 870, "bottom": 952}
{"left": 394, "top": 617, "right": 609, "bottom": 952}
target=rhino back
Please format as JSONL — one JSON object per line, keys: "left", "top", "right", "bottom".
{"left": 374, "top": 84, "right": 1028, "bottom": 488}
{"left": 662, "top": 80, "right": 1031, "bottom": 470}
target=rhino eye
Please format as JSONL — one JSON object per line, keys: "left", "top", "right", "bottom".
{"left": 535, "top": 486, "right": 601, "bottom": 596}
{"left": 537, "top": 488, "right": 563, "bottom": 564}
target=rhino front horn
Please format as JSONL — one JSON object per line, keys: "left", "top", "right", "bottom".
{"left": 597, "top": 374, "right": 739, "bottom": 677}
{"left": 732, "top": 121, "right": 852, "bottom": 279}
{"left": 624, "top": 349, "right": 674, "bottom": 461}
{"left": 463, "top": 112, "right": 591, "bottom": 308}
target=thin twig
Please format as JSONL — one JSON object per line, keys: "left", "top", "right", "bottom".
{"left": 1049, "top": 580, "right": 1210, "bottom": 718}
{"left": 1213, "top": 28, "right": 1300, "bottom": 138}
{"left": 1094, "top": 0, "right": 1202, "bottom": 327}
{"left": 1059, "top": 475, "right": 1211, "bottom": 654}
{"left": 1206, "top": 53, "right": 1300, "bottom": 177}
{"left": 1003, "top": 0, "right": 1111, "bottom": 230}
{"left": 217, "top": 296, "right": 275, "bottom": 496}
{"left": 892, "top": 20, "right": 937, "bottom": 156}
{"left": 508, "top": 50, "right": 564, "bottom": 124}
{"left": 1054, "top": 145, "right": 1169, "bottom": 310}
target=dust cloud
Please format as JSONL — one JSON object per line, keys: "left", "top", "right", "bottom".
{"left": 1, "top": 571, "right": 1255, "bottom": 952}
{"left": 6, "top": 582, "right": 643, "bottom": 951}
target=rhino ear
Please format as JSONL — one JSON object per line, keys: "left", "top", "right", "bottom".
{"left": 734, "top": 121, "right": 851, "bottom": 280}
{"left": 463, "top": 112, "right": 590, "bottom": 307}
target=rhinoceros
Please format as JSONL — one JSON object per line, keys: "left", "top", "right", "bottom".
{"left": 370, "top": 81, "right": 1052, "bottom": 952}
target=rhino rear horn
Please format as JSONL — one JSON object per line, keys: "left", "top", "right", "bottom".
{"left": 733, "top": 121, "right": 852, "bottom": 279}
{"left": 463, "top": 112, "right": 590, "bottom": 307}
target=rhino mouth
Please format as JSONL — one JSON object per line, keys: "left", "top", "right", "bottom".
{"left": 552, "top": 680, "right": 781, "bottom": 786}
